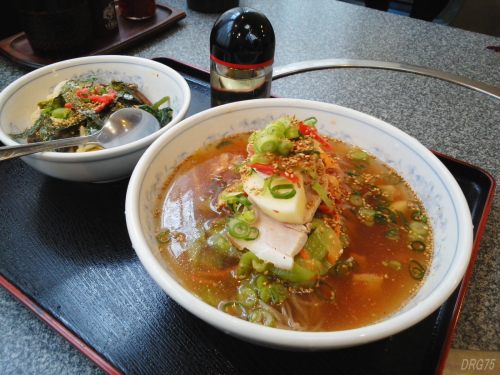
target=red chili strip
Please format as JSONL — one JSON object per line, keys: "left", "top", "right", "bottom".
{"left": 298, "top": 122, "right": 332, "bottom": 151}
{"left": 247, "top": 163, "right": 300, "bottom": 183}
{"left": 247, "top": 163, "right": 275, "bottom": 175}
{"left": 89, "top": 90, "right": 117, "bottom": 113}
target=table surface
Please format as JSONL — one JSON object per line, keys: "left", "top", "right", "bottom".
{"left": 0, "top": 0, "right": 499, "bottom": 374}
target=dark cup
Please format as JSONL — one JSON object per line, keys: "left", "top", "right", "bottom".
{"left": 118, "top": 0, "right": 156, "bottom": 20}
{"left": 17, "top": 0, "right": 94, "bottom": 58}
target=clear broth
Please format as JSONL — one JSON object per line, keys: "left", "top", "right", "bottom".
{"left": 154, "top": 133, "right": 432, "bottom": 331}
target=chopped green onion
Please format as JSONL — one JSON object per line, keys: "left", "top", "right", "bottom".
{"left": 238, "top": 195, "right": 252, "bottom": 207}
{"left": 378, "top": 207, "right": 397, "bottom": 224}
{"left": 270, "top": 282, "right": 289, "bottom": 303}
{"left": 207, "top": 233, "right": 232, "bottom": 255}
{"left": 255, "top": 275, "right": 270, "bottom": 289}
{"left": 248, "top": 309, "right": 275, "bottom": 327}
{"left": 358, "top": 208, "right": 376, "bottom": 222}
{"left": 312, "top": 181, "right": 333, "bottom": 208}
{"left": 222, "top": 302, "right": 248, "bottom": 319}
{"left": 384, "top": 229, "right": 401, "bottom": 240}
{"left": 244, "top": 227, "right": 260, "bottom": 241}
{"left": 228, "top": 219, "right": 251, "bottom": 239}
{"left": 258, "top": 286, "right": 271, "bottom": 302}
{"left": 308, "top": 162, "right": 318, "bottom": 180}
{"left": 270, "top": 184, "right": 296, "bottom": 199}
{"left": 237, "top": 284, "right": 258, "bottom": 308}
{"left": 277, "top": 141, "right": 294, "bottom": 156}
{"left": 411, "top": 211, "right": 425, "bottom": 220}
{"left": 275, "top": 117, "right": 293, "bottom": 128}
{"left": 240, "top": 209, "right": 256, "bottom": 224}
{"left": 373, "top": 195, "right": 391, "bottom": 207}
{"left": 51, "top": 107, "right": 73, "bottom": 119}
{"left": 374, "top": 213, "right": 388, "bottom": 225}
{"left": 261, "top": 174, "right": 278, "bottom": 196}
{"left": 381, "top": 173, "right": 402, "bottom": 185}
{"left": 266, "top": 122, "right": 286, "bottom": 134}
{"left": 367, "top": 185, "right": 382, "bottom": 195}
{"left": 408, "top": 200, "right": 423, "bottom": 211}
{"left": 353, "top": 160, "right": 370, "bottom": 171}
{"left": 219, "top": 191, "right": 243, "bottom": 201}
{"left": 266, "top": 128, "right": 285, "bottom": 140}
{"left": 269, "top": 262, "right": 317, "bottom": 287}
{"left": 334, "top": 262, "right": 351, "bottom": 276}
{"left": 348, "top": 258, "right": 359, "bottom": 272}
{"left": 350, "top": 150, "right": 369, "bottom": 161}
{"left": 314, "top": 282, "right": 337, "bottom": 303}
{"left": 349, "top": 192, "right": 363, "bottom": 207}
{"left": 409, "top": 260, "right": 425, "bottom": 280}
{"left": 411, "top": 241, "right": 426, "bottom": 252}
{"left": 232, "top": 203, "right": 246, "bottom": 216}
{"left": 254, "top": 134, "right": 279, "bottom": 153}
{"left": 303, "top": 117, "right": 318, "bottom": 126}
{"left": 284, "top": 126, "right": 299, "bottom": 139}
{"left": 249, "top": 154, "right": 274, "bottom": 164}
{"left": 238, "top": 251, "right": 258, "bottom": 276}
{"left": 156, "top": 230, "right": 171, "bottom": 243}
{"left": 382, "top": 260, "right": 403, "bottom": 271}
{"left": 252, "top": 258, "right": 268, "bottom": 272}
{"left": 216, "top": 140, "right": 233, "bottom": 149}
{"left": 332, "top": 257, "right": 358, "bottom": 276}
{"left": 397, "top": 210, "right": 409, "bottom": 228}
{"left": 409, "top": 221, "right": 429, "bottom": 236}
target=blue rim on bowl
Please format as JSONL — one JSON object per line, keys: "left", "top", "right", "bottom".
{"left": 125, "top": 98, "right": 473, "bottom": 350}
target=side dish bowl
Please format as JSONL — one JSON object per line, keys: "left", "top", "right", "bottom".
{"left": 0, "top": 55, "right": 191, "bottom": 182}
{"left": 125, "top": 98, "right": 473, "bottom": 350}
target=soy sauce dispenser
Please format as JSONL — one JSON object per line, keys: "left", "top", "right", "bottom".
{"left": 210, "top": 7, "right": 275, "bottom": 107}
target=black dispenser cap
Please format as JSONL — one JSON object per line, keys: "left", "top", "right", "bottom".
{"left": 210, "top": 7, "right": 275, "bottom": 67}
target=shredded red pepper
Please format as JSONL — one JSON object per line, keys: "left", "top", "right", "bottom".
{"left": 247, "top": 163, "right": 274, "bottom": 175}
{"left": 247, "top": 163, "right": 300, "bottom": 183}
{"left": 76, "top": 88, "right": 117, "bottom": 113}
{"left": 298, "top": 122, "right": 332, "bottom": 151}
{"left": 76, "top": 88, "right": 89, "bottom": 97}
{"left": 64, "top": 103, "right": 74, "bottom": 109}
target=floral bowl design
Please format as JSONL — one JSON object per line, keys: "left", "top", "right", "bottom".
{"left": 0, "top": 55, "right": 191, "bottom": 182}
{"left": 125, "top": 98, "right": 473, "bottom": 350}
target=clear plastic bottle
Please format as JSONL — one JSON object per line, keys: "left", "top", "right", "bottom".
{"left": 210, "top": 7, "right": 275, "bottom": 107}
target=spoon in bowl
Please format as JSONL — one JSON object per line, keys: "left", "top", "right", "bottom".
{"left": 0, "top": 108, "right": 160, "bottom": 161}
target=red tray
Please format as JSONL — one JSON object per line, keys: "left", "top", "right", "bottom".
{"left": 0, "top": 4, "right": 186, "bottom": 71}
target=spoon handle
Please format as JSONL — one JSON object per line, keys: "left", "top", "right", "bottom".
{"left": 0, "top": 135, "right": 98, "bottom": 161}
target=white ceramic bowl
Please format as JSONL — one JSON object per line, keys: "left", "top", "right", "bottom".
{"left": 125, "top": 98, "right": 473, "bottom": 350}
{"left": 0, "top": 55, "right": 191, "bottom": 182}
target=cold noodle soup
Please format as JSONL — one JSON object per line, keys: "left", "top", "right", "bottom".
{"left": 154, "top": 116, "right": 433, "bottom": 331}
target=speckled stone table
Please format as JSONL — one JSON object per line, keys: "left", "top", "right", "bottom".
{"left": 1, "top": 0, "right": 499, "bottom": 374}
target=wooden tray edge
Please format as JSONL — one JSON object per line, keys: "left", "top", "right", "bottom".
{"left": 0, "top": 3, "right": 186, "bottom": 71}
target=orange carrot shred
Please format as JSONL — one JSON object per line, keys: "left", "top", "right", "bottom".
{"left": 299, "top": 248, "right": 311, "bottom": 260}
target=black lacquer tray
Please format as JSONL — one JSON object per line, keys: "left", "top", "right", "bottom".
{"left": 0, "top": 57, "right": 495, "bottom": 375}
